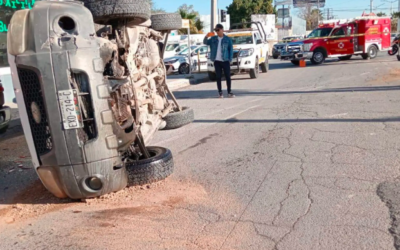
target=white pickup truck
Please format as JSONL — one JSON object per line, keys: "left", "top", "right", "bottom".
{"left": 207, "top": 22, "right": 269, "bottom": 80}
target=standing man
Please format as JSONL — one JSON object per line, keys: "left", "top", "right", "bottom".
{"left": 204, "top": 24, "right": 234, "bottom": 98}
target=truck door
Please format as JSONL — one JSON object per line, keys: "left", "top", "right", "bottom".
{"left": 254, "top": 32, "right": 265, "bottom": 63}
{"left": 328, "top": 26, "right": 355, "bottom": 55}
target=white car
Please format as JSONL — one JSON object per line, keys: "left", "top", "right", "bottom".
{"left": 164, "top": 43, "right": 189, "bottom": 58}
{"left": 164, "top": 45, "right": 209, "bottom": 74}
{"left": 207, "top": 22, "right": 269, "bottom": 80}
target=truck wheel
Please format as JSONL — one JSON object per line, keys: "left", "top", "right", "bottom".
{"left": 151, "top": 13, "right": 182, "bottom": 31}
{"left": 367, "top": 45, "right": 378, "bottom": 59}
{"left": 83, "top": 0, "right": 151, "bottom": 25}
{"left": 178, "top": 63, "right": 190, "bottom": 74}
{"left": 273, "top": 55, "right": 279, "bottom": 59}
{"left": 208, "top": 71, "right": 217, "bottom": 81}
{"left": 338, "top": 55, "right": 352, "bottom": 60}
{"left": 310, "top": 50, "right": 325, "bottom": 65}
{"left": 260, "top": 54, "right": 269, "bottom": 73}
{"left": 249, "top": 59, "right": 259, "bottom": 79}
{"left": 291, "top": 60, "right": 300, "bottom": 66}
{"left": 126, "top": 146, "right": 174, "bottom": 186}
{"left": 162, "top": 106, "right": 194, "bottom": 130}
{"left": 397, "top": 55, "right": 400, "bottom": 61}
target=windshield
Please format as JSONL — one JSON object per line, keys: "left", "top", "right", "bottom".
{"left": 228, "top": 34, "right": 254, "bottom": 45}
{"left": 307, "top": 28, "right": 333, "bottom": 38}
{"left": 166, "top": 44, "right": 179, "bottom": 51}
{"left": 178, "top": 46, "right": 198, "bottom": 55}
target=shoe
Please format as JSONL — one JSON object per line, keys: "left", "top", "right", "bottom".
{"left": 228, "top": 93, "right": 236, "bottom": 98}
{"left": 218, "top": 92, "right": 224, "bottom": 98}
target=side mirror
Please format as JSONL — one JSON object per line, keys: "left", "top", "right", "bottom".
{"left": 257, "top": 39, "right": 262, "bottom": 44}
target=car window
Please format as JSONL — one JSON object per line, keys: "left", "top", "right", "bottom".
{"left": 228, "top": 33, "right": 254, "bottom": 45}
{"left": 307, "top": 28, "right": 333, "bottom": 38}
{"left": 332, "top": 28, "right": 345, "bottom": 36}
{"left": 166, "top": 44, "right": 179, "bottom": 51}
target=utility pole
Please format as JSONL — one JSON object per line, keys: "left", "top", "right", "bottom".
{"left": 211, "top": 0, "right": 218, "bottom": 32}
{"left": 317, "top": 0, "right": 320, "bottom": 23}
{"left": 370, "top": 0, "right": 373, "bottom": 13}
{"left": 327, "top": 8, "right": 330, "bottom": 20}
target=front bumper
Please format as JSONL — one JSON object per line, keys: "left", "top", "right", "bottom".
{"left": 165, "top": 61, "right": 180, "bottom": 73}
{"left": 280, "top": 51, "right": 313, "bottom": 60}
{"left": 207, "top": 56, "right": 256, "bottom": 73}
{"left": 0, "top": 106, "right": 11, "bottom": 132}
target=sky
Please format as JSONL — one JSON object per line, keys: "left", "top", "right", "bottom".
{"left": 152, "top": 0, "right": 400, "bottom": 19}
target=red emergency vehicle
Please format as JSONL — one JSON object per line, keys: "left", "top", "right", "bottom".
{"left": 281, "top": 16, "right": 392, "bottom": 65}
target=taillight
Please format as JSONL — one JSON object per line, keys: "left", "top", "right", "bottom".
{"left": 0, "top": 85, "right": 4, "bottom": 93}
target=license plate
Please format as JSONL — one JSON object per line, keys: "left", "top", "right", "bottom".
{"left": 58, "top": 90, "right": 83, "bottom": 130}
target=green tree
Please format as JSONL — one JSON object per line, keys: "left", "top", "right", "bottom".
{"left": 377, "top": 12, "right": 386, "bottom": 17}
{"left": 226, "top": 0, "right": 274, "bottom": 24}
{"left": 147, "top": 0, "right": 166, "bottom": 13}
{"left": 177, "top": 4, "right": 204, "bottom": 34}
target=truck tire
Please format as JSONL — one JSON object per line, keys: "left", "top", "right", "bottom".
{"left": 362, "top": 45, "right": 378, "bottom": 60}
{"left": 208, "top": 71, "right": 217, "bottom": 81}
{"left": 126, "top": 146, "right": 173, "bottom": 186}
{"left": 83, "top": 0, "right": 151, "bottom": 25}
{"left": 291, "top": 60, "right": 300, "bottom": 66}
{"left": 249, "top": 58, "right": 259, "bottom": 79}
{"left": 260, "top": 53, "right": 269, "bottom": 73}
{"left": 310, "top": 49, "right": 325, "bottom": 65}
{"left": 338, "top": 55, "right": 352, "bottom": 60}
{"left": 163, "top": 106, "right": 194, "bottom": 130}
{"left": 151, "top": 13, "right": 182, "bottom": 31}
{"left": 273, "top": 55, "right": 279, "bottom": 59}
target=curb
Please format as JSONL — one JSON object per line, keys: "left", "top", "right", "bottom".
{"left": 167, "top": 79, "right": 191, "bottom": 91}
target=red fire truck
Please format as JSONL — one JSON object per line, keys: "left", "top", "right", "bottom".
{"left": 281, "top": 17, "right": 392, "bottom": 65}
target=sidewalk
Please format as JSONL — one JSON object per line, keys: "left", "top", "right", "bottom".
{"left": 166, "top": 72, "right": 209, "bottom": 91}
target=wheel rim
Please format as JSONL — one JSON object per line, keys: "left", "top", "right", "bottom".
{"left": 314, "top": 52, "right": 323, "bottom": 62}
{"left": 370, "top": 48, "right": 377, "bottom": 58}
{"left": 180, "top": 64, "right": 189, "bottom": 74}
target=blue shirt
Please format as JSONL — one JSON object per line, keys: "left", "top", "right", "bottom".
{"left": 203, "top": 35, "right": 234, "bottom": 62}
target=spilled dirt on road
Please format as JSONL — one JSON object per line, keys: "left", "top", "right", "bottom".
{"left": 368, "top": 68, "right": 400, "bottom": 85}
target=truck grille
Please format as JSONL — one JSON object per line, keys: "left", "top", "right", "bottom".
{"left": 71, "top": 72, "right": 97, "bottom": 142}
{"left": 17, "top": 67, "right": 53, "bottom": 156}
{"left": 287, "top": 45, "right": 301, "bottom": 53}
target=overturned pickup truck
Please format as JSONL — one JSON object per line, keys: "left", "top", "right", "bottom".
{"left": 7, "top": 0, "right": 193, "bottom": 199}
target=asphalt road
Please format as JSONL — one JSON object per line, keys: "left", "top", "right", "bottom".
{"left": 1, "top": 54, "right": 400, "bottom": 249}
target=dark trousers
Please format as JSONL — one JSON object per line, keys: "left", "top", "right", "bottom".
{"left": 214, "top": 61, "right": 232, "bottom": 94}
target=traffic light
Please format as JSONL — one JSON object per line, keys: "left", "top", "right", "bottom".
{"left": 221, "top": 10, "right": 227, "bottom": 23}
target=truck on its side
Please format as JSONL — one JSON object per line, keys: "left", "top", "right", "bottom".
{"left": 207, "top": 22, "right": 269, "bottom": 80}
{"left": 281, "top": 17, "right": 392, "bottom": 65}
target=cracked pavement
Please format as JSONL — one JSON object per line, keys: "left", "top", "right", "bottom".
{"left": 1, "top": 55, "right": 400, "bottom": 249}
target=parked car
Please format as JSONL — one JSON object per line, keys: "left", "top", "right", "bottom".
{"left": 0, "top": 82, "right": 11, "bottom": 134}
{"left": 272, "top": 36, "right": 303, "bottom": 59}
{"left": 7, "top": 0, "right": 194, "bottom": 199}
{"left": 207, "top": 21, "right": 269, "bottom": 80}
{"left": 164, "top": 45, "right": 209, "bottom": 74}
{"left": 164, "top": 43, "right": 189, "bottom": 58}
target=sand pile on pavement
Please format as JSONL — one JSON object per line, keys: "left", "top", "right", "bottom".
{"left": 0, "top": 178, "right": 208, "bottom": 224}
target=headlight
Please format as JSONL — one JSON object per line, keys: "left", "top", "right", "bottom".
{"left": 239, "top": 49, "right": 254, "bottom": 57}
{"left": 302, "top": 43, "right": 313, "bottom": 52}
{"left": 164, "top": 59, "right": 179, "bottom": 64}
